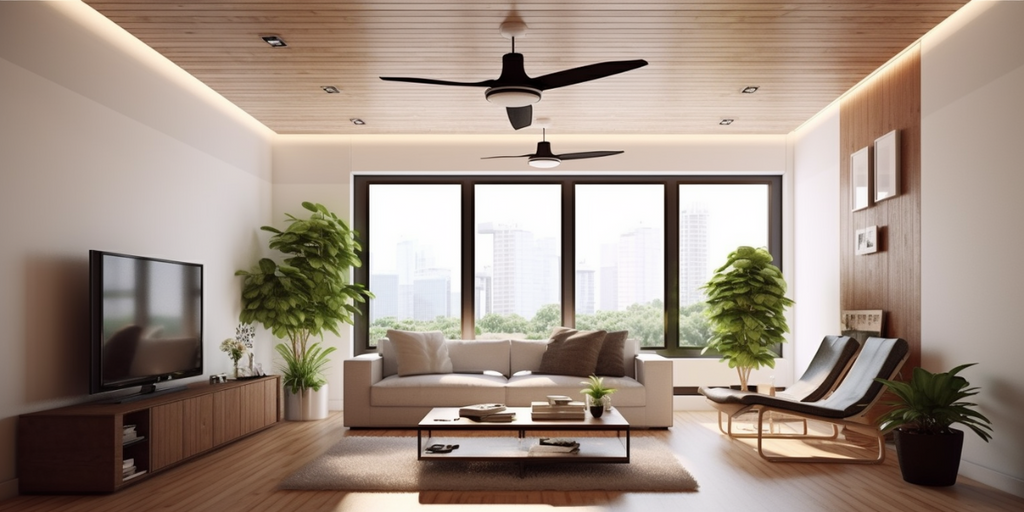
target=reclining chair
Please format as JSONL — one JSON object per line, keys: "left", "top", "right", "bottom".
{"left": 701, "top": 337, "right": 909, "bottom": 464}
{"left": 700, "top": 335, "right": 860, "bottom": 437}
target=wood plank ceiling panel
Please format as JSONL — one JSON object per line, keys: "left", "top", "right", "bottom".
{"left": 83, "top": 0, "right": 969, "bottom": 135}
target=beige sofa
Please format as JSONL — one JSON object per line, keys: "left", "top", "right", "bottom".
{"left": 343, "top": 338, "right": 674, "bottom": 428}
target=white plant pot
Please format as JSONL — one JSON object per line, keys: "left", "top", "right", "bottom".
{"left": 284, "top": 384, "right": 329, "bottom": 421}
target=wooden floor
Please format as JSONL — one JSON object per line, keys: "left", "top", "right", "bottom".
{"left": 2, "top": 411, "right": 1021, "bottom": 512}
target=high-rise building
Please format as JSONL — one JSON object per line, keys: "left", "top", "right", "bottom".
{"left": 576, "top": 265, "right": 596, "bottom": 315}
{"left": 369, "top": 273, "right": 398, "bottom": 321}
{"left": 616, "top": 225, "right": 663, "bottom": 310}
{"left": 474, "top": 269, "right": 492, "bottom": 319}
{"left": 478, "top": 222, "right": 558, "bottom": 319}
{"left": 599, "top": 243, "right": 618, "bottom": 311}
{"left": 413, "top": 268, "right": 450, "bottom": 321}
{"left": 679, "top": 205, "right": 710, "bottom": 306}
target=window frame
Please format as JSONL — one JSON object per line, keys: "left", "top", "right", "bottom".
{"left": 353, "top": 174, "right": 783, "bottom": 358}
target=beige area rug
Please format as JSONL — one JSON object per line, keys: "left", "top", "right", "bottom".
{"left": 279, "top": 436, "right": 698, "bottom": 492}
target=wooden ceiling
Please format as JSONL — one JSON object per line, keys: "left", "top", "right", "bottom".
{"left": 83, "top": 1, "right": 969, "bottom": 136}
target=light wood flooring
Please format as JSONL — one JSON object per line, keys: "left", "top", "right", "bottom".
{"left": 2, "top": 411, "right": 1021, "bottom": 512}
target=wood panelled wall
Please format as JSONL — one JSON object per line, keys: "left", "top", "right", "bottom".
{"left": 839, "top": 46, "right": 922, "bottom": 373}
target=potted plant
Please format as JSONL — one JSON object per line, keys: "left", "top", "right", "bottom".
{"left": 580, "top": 375, "right": 616, "bottom": 418}
{"left": 236, "top": 202, "right": 372, "bottom": 421}
{"left": 875, "top": 363, "right": 993, "bottom": 486}
{"left": 701, "top": 246, "right": 794, "bottom": 391}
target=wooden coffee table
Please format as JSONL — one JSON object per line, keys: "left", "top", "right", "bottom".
{"left": 416, "top": 407, "right": 630, "bottom": 470}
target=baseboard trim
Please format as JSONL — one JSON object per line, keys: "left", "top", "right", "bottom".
{"left": 0, "top": 478, "right": 18, "bottom": 501}
{"left": 960, "top": 459, "right": 1024, "bottom": 498}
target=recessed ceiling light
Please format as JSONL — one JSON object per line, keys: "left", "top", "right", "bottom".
{"left": 720, "top": 119, "right": 734, "bottom": 126}
{"left": 321, "top": 86, "right": 340, "bottom": 94}
{"left": 261, "top": 35, "right": 287, "bottom": 47}
{"left": 350, "top": 118, "right": 366, "bottom": 126}
{"left": 741, "top": 86, "right": 759, "bottom": 94}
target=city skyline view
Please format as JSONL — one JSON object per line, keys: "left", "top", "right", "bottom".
{"left": 367, "top": 183, "right": 769, "bottom": 342}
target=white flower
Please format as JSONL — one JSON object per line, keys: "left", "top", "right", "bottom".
{"left": 235, "top": 323, "right": 256, "bottom": 349}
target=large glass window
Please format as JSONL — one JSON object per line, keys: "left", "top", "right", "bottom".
{"left": 475, "top": 184, "right": 561, "bottom": 339}
{"left": 353, "top": 176, "right": 781, "bottom": 356}
{"left": 678, "top": 184, "right": 770, "bottom": 347}
{"left": 367, "top": 184, "right": 461, "bottom": 341}
{"left": 575, "top": 184, "right": 664, "bottom": 347}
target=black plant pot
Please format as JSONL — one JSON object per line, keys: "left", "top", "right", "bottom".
{"left": 894, "top": 428, "right": 965, "bottom": 486}
{"left": 589, "top": 406, "right": 605, "bottom": 418}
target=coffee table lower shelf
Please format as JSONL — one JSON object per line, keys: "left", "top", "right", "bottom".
{"left": 416, "top": 406, "right": 630, "bottom": 472}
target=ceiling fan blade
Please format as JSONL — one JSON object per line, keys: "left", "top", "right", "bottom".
{"left": 507, "top": 105, "right": 533, "bottom": 130}
{"left": 556, "top": 150, "right": 625, "bottom": 161}
{"left": 532, "top": 60, "right": 648, "bottom": 91}
{"left": 379, "top": 76, "right": 495, "bottom": 87}
{"left": 481, "top": 154, "right": 535, "bottom": 160}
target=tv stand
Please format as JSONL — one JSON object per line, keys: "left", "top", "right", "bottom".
{"left": 18, "top": 376, "right": 280, "bottom": 494}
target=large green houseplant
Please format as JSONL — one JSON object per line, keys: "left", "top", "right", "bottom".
{"left": 875, "top": 363, "right": 993, "bottom": 486}
{"left": 701, "top": 246, "right": 794, "bottom": 391}
{"left": 236, "top": 202, "right": 372, "bottom": 420}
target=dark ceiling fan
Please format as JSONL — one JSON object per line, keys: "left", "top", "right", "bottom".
{"left": 380, "top": 21, "right": 647, "bottom": 130}
{"left": 482, "top": 129, "right": 623, "bottom": 168}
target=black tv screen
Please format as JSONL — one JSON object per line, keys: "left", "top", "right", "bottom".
{"left": 89, "top": 250, "right": 203, "bottom": 395}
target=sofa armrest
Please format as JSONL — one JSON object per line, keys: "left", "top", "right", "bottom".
{"left": 634, "top": 353, "right": 674, "bottom": 427}
{"left": 343, "top": 353, "right": 383, "bottom": 427}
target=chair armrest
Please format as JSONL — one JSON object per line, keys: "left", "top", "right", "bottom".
{"left": 343, "top": 353, "right": 383, "bottom": 427}
{"left": 635, "top": 353, "right": 673, "bottom": 427}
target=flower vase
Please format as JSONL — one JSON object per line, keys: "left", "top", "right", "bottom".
{"left": 232, "top": 360, "right": 239, "bottom": 380}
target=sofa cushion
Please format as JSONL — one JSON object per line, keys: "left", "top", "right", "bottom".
{"left": 504, "top": 374, "right": 647, "bottom": 407}
{"left": 510, "top": 339, "right": 549, "bottom": 374}
{"left": 446, "top": 339, "right": 511, "bottom": 377}
{"left": 596, "top": 331, "right": 628, "bottom": 377}
{"left": 537, "top": 330, "right": 605, "bottom": 377}
{"left": 386, "top": 330, "right": 453, "bottom": 377}
{"left": 371, "top": 373, "right": 507, "bottom": 407}
{"left": 547, "top": 327, "right": 628, "bottom": 377}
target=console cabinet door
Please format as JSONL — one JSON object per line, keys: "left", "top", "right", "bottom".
{"left": 213, "top": 387, "right": 242, "bottom": 446}
{"left": 150, "top": 402, "right": 183, "bottom": 471}
{"left": 183, "top": 394, "right": 214, "bottom": 457}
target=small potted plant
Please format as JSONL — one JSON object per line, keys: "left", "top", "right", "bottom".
{"left": 580, "top": 375, "right": 616, "bottom": 418}
{"left": 875, "top": 363, "right": 993, "bottom": 486}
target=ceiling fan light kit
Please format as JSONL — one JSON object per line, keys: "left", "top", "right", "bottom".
{"left": 484, "top": 86, "right": 542, "bottom": 107}
{"left": 528, "top": 157, "right": 561, "bottom": 169}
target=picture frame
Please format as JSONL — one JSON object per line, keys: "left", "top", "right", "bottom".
{"left": 855, "top": 225, "right": 878, "bottom": 255}
{"left": 841, "top": 309, "right": 884, "bottom": 344}
{"left": 851, "top": 146, "right": 872, "bottom": 211}
{"left": 874, "top": 129, "right": 900, "bottom": 202}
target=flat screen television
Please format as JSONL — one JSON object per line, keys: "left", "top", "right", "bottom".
{"left": 89, "top": 250, "right": 203, "bottom": 398}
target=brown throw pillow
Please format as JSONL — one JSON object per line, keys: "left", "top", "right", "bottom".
{"left": 538, "top": 330, "right": 606, "bottom": 377}
{"left": 595, "top": 330, "right": 628, "bottom": 377}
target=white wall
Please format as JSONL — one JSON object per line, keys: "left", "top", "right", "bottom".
{"left": 272, "top": 133, "right": 793, "bottom": 411}
{"left": 920, "top": 0, "right": 1024, "bottom": 497}
{"left": 789, "top": 106, "right": 842, "bottom": 374}
{"left": 0, "top": 2, "right": 274, "bottom": 499}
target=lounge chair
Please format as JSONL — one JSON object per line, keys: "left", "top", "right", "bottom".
{"left": 701, "top": 337, "right": 909, "bottom": 463}
{"left": 699, "top": 335, "right": 860, "bottom": 437}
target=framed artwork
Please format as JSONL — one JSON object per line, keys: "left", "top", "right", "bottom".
{"left": 874, "top": 129, "right": 900, "bottom": 202}
{"left": 855, "top": 225, "right": 878, "bottom": 255}
{"left": 851, "top": 146, "right": 872, "bottom": 211}
{"left": 841, "top": 310, "right": 884, "bottom": 345}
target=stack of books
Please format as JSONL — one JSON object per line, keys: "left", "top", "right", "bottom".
{"left": 123, "top": 460, "right": 139, "bottom": 479}
{"left": 529, "top": 437, "right": 581, "bottom": 455}
{"left": 122, "top": 424, "right": 142, "bottom": 444}
{"left": 458, "top": 403, "right": 516, "bottom": 422}
{"left": 531, "top": 395, "right": 585, "bottom": 420}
